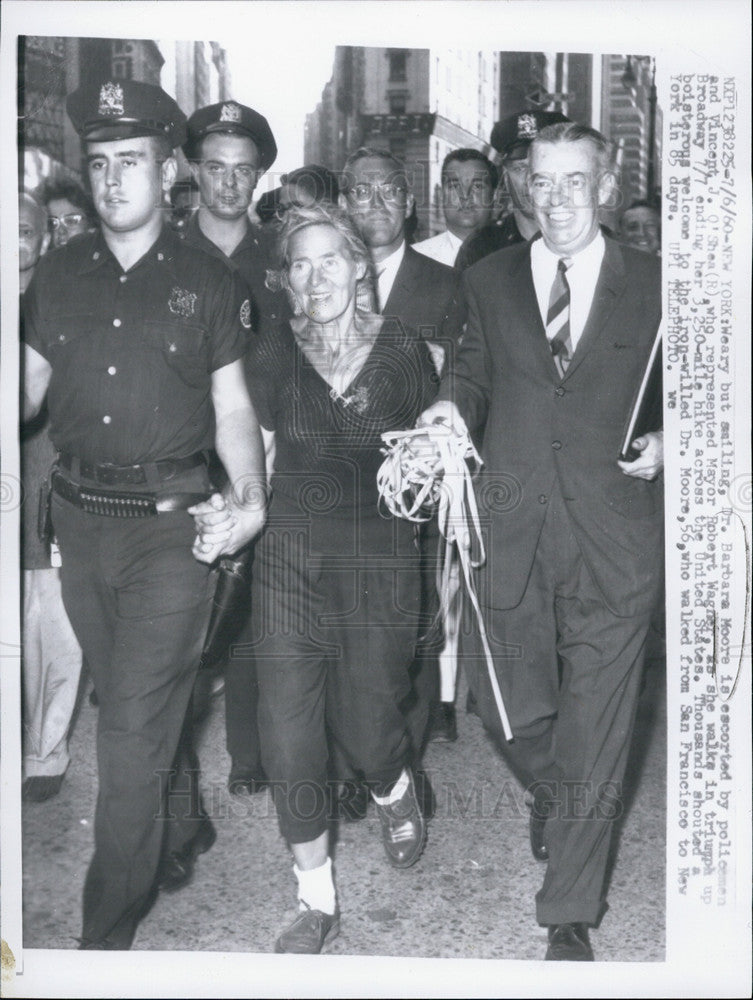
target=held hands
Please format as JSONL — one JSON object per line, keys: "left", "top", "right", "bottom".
{"left": 618, "top": 430, "right": 664, "bottom": 481}
{"left": 188, "top": 485, "right": 267, "bottom": 565}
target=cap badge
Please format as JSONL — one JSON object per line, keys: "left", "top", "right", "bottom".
{"left": 219, "top": 102, "right": 242, "bottom": 124}
{"left": 517, "top": 113, "right": 538, "bottom": 139}
{"left": 98, "top": 82, "right": 125, "bottom": 118}
{"left": 168, "top": 287, "right": 197, "bottom": 319}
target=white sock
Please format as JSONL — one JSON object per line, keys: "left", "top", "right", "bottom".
{"left": 293, "top": 857, "right": 337, "bottom": 915}
{"left": 371, "top": 768, "right": 410, "bottom": 807}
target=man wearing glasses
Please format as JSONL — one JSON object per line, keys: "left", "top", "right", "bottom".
{"left": 339, "top": 147, "right": 464, "bottom": 807}
{"left": 421, "top": 122, "right": 663, "bottom": 961}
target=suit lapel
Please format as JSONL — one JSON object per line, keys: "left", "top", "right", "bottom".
{"left": 383, "top": 247, "right": 416, "bottom": 315}
{"left": 563, "top": 237, "right": 626, "bottom": 380}
{"left": 510, "top": 243, "right": 562, "bottom": 380}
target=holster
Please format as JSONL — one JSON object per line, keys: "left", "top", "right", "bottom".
{"left": 199, "top": 544, "right": 255, "bottom": 670}
{"left": 37, "top": 475, "right": 55, "bottom": 550}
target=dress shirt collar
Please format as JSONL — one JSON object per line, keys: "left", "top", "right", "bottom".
{"left": 377, "top": 241, "right": 406, "bottom": 310}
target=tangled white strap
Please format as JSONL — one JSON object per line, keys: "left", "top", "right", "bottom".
{"left": 377, "top": 425, "right": 513, "bottom": 742}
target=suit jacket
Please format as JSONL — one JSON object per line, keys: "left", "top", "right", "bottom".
{"left": 382, "top": 245, "right": 464, "bottom": 347}
{"left": 439, "top": 235, "right": 663, "bottom": 617}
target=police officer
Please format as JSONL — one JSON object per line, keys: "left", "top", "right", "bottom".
{"left": 182, "top": 101, "right": 287, "bottom": 795}
{"left": 183, "top": 100, "right": 286, "bottom": 337}
{"left": 23, "top": 79, "right": 267, "bottom": 950}
{"left": 455, "top": 110, "right": 569, "bottom": 270}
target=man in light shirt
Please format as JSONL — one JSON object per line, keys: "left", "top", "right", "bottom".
{"left": 413, "top": 149, "right": 497, "bottom": 267}
{"left": 420, "top": 122, "right": 663, "bottom": 962}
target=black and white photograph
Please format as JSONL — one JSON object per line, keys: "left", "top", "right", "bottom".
{"left": 1, "top": 2, "right": 750, "bottom": 997}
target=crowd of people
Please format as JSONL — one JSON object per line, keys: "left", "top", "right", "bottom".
{"left": 19, "top": 78, "right": 663, "bottom": 960}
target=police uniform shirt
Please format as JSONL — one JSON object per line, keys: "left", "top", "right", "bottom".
{"left": 182, "top": 213, "right": 288, "bottom": 334}
{"left": 24, "top": 226, "right": 250, "bottom": 467}
{"left": 455, "top": 213, "right": 524, "bottom": 271}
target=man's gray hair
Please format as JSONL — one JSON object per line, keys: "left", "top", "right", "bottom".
{"left": 340, "top": 147, "right": 409, "bottom": 193}
{"left": 531, "top": 122, "right": 613, "bottom": 175}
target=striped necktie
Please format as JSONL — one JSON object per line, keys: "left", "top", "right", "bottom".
{"left": 546, "top": 258, "right": 573, "bottom": 378}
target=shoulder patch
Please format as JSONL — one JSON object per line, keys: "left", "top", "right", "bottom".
{"left": 240, "top": 299, "right": 252, "bottom": 329}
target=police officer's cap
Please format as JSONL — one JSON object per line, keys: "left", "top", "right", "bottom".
{"left": 491, "top": 111, "right": 570, "bottom": 161}
{"left": 184, "top": 102, "right": 277, "bottom": 171}
{"left": 66, "top": 80, "right": 187, "bottom": 147}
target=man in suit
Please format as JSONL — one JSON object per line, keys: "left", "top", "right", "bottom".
{"left": 338, "top": 147, "right": 463, "bottom": 789}
{"left": 420, "top": 122, "right": 663, "bottom": 961}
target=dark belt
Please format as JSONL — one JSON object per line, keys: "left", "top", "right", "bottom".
{"left": 51, "top": 471, "right": 209, "bottom": 518}
{"left": 58, "top": 450, "right": 207, "bottom": 486}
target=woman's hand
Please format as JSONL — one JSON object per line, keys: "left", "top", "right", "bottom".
{"left": 188, "top": 491, "right": 266, "bottom": 564}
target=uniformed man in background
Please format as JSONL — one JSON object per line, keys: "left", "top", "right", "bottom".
{"left": 182, "top": 100, "right": 286, "bottom": 796}
{"left": 455, "top": 110, "right": 569, "bottom": 270}
{"left": 23, "top": 79, "right": 267, "bottom": 950}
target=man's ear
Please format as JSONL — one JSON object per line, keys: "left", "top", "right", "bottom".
{"left": 40, "top": 231, "right": 51, "bottom": 256}
{"left": 597, "top": 170, "right": 619, "bottom": 210}
{"left": 404, "top": 191, "right": 415, "bottom": 219}
{"left": 338, "top": 192, "right": 349, "bottom": 213}
{"left": 161, "top": 155, "right": 178, "bottom": 194}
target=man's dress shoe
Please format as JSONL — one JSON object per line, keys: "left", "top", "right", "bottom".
{"left": 22, "top": 773, "right": 65, "bottom": 803}
{"left": 156, "top": 817, "right": 217, "bottom": 893}
{"left": 274, "top": 904, "right": 340, "bottom": 954}
{"left": 545, "top": 922, "right": 594, "bottom": 961}
{"left": 374, "top": 771, "right": 427, "bottom": 868}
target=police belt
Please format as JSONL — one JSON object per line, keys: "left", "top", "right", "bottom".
{"left": 51, "top": 470, "right": 209, "bottom": 518}
{"left": 58, "top": 450, "right": 207, "bottom": 486}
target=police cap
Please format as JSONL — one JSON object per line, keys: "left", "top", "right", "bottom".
{"left": 66, "top": 79, "right": 187, "bottom": 147}
{"left": 184, "top": 102, "right": 277, "bottom": 171}
{"left": 491, "top": 111, "right": 571, "bottom": 161}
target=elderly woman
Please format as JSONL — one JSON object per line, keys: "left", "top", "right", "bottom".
{"left": 194, "top": 203, "right": 437, "bottom": 953}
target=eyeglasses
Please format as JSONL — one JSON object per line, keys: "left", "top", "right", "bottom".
{"left": 528, "top": 173, "right": 595, "bottom": 206}
{"left": 346, "top": 182, "right": 408, "bottom": 205}
{"left": 49, "top": 213, "right": 86, "bottom": 231}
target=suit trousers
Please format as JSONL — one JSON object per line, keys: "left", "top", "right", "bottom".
{"left": 249, "top": 525, "right": 421, "bottom": 844}
{"left": 22, "top": 568, "right": 82, "bottom": 777}
{"left": 51, "top": 475, "right": 214, "bottom": 947}
{"left": 464, "top": 487, "right": 653, "bottom": 926}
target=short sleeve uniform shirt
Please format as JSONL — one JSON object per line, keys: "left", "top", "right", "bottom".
{"left": 24, "top": 227, "right": 249, "bottom": 466}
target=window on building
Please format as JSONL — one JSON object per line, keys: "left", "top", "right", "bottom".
{"left": 389, "top": 50, "right": 407, "bottom": 82}
{"left": 390, "top": 137, "right": 406, "bottom": 162}
{"left": 389, "top": 93, "right": 407, "bottom": 114}
{"left": 112, "top": 59, "right": 132, "bottom": 80}
{"left": 112, "top": 41, "right": 133, "bottom": 55}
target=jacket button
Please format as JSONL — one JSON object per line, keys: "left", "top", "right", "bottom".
{"left": 552, "top": 440, "right": 562, "bottom": 450}
{"left": 555, "top": 386, "right": 565, "bottom": 397}
{"left": 538, "top": 494, "right": 548, "bottom": 504}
